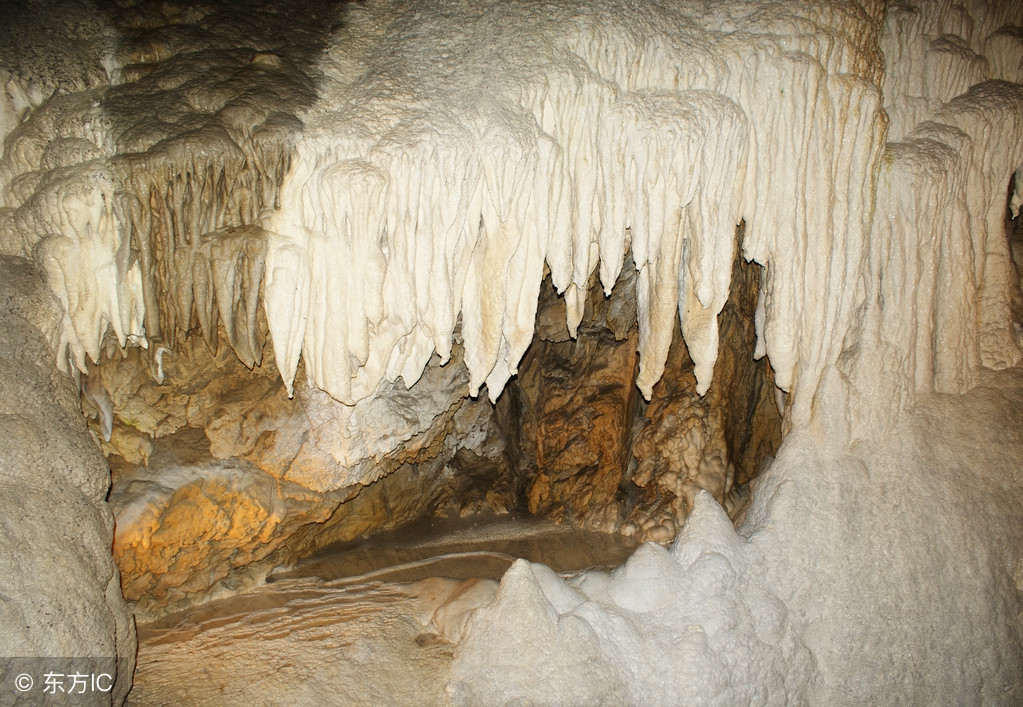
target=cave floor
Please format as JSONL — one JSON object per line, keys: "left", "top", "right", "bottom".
{"left": 127, "top": 515, "right": 639, "bottom": 705}
{"left": 128, "top": 576, "right": 455, "bottom": 706}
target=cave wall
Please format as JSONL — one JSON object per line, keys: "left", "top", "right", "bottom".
{"left": 95, "top": 330, "right": 514, "bottom": 618}
{"left": 514, "top": 243, "right": 781, "bottom": 542}
{"left": 516, "top": 263, "right": 641, "bottom": 534}
{"left": 625, "top": 248, "right": 782, "bottom": 540}
{"left": 0, "top": 256, "right": 135, "bottom": 702}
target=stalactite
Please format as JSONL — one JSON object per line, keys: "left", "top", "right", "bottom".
{"left": 0, "top": 0, "right": 1018, "bottom": 437}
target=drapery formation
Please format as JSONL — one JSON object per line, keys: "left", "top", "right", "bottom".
{"left": 1, "top": 0, "right": 1020, "bottom": 431}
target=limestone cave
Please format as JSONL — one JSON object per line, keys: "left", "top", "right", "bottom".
{"left": 1, "top": 0, "right": 1022, "bottom": 703}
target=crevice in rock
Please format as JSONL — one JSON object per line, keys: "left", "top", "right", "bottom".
{"left": 509, "top": 227, "right": 782, "bottom": 544}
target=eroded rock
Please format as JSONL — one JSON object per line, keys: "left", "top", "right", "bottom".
{"left": 108, "top": 428, "right": 348, "bottom": 619}
{"left": 519, "top": 327, "right": 639, "bottom": 532}
{"left": 95, "top": 323, "right": 518, "bottom": 616}
{"left": 626, "top": 252, "right": 782, "bottom": 542}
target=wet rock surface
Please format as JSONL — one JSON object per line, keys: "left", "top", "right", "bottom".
{"left": 128, "top": 578, "right": 457, "bottom": 706}
{"left": 128, "top": 513, "right": 639, "bottom": 706}
{"left": 273, "top": 512, "right": 639, "bottom": 583}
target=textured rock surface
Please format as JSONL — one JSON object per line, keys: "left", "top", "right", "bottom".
{"left": 89, "top": 330, "right": 482, "bottom": 494}
{"left": 517, "top": 283, "right": 640, "bottom": 531}
{"left": 0, "top": 256, "right": 135, "bottom": 703}
{"left": 625, "top": 250, "right": 781, "bottom": 542}
{"left": 880, "top": 1, "right": 1023, "bottom": 140}
{"left": 0, "top": 0, "right": 940, "bottom": 434}
{"left": 127, "top": 578, "right": 476, "bottom": 706}
{"left": 515, "top": 249, "right": 780, "bottom": 542}
{"left": 100, "top": 335, "right": 516, "bottom": 617}
{"left": 0, "top": 0, "right": 109, "bottom": 145}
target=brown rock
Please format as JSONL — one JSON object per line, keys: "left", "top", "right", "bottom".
{"left": 514, "top": 246, "right": 780, "bottom": 542}
{"left": 99, "top": 328, "right": 520, "bottom": 616}
{"left": 109, "top": 428, "right": 344, "bottom": 618}
{"left": 626, "top": 249, "right": 782, "bottom": 542}
{"left": 517, "top": 267, "right": 641, "bottom": 531}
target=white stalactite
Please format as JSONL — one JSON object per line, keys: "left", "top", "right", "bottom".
{"left": 261, "top": 0, "right": 891, "bottom": 428}
{"left": 0, "top": 0, "right": 1019, "bottom": 436}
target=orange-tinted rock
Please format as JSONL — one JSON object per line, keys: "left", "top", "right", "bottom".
{"left": 109, "top": 429, "right": 345, "bottom": 617}
{"left": 95, "top": 323, "right": 522, "bottom": 616}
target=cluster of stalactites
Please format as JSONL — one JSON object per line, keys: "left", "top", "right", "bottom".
{"left": 0, "top": 133, "right": 291, "bottom": 373}
{"left": 262, "top": 0, "right": 890, "bottom": 429}
{"left": 2, "top": 0, "right": 1020, "bottom": 436}
{"left": 854, "top": 80, "right": 1023, "bottom": 430}
{"left": 0, "top": 0, "right": 888, "bottom": 424}
{"left": 265, "top": 87, "right": 750, "bottom": 407}
{"left": 0, "top": 24, "right": 305, "bottom": 376}
{"left": 119, "top": 135, "right": 287, "bottom": 362}
{"left": 880, "top": 0, "right": 1023, "bottom": 140}
{"left": 837, "top": 0, "right": 1023, "bottom": 432}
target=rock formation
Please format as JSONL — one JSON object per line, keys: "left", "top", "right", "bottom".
{"left": 0, "top": 0, "right": 1021, "bottom": 702}
{"left": 449, "top": 365, "right": 1023, "bottom": 704}
{"left": 0, "top": 256, "right": 135, "bottom": 703}
{"left": 516, "top": 247, "right": 780, "bottom": 542}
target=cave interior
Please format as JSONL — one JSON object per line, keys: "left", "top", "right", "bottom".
{"left": 1, "top": 0, "right": 1023, "bottom": 703}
